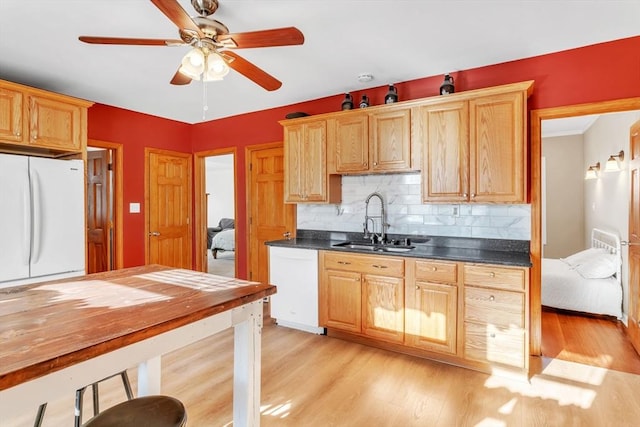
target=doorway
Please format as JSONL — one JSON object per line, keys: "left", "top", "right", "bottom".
{"left": 532, "top": 101, "right": 640, "bottom": 374}
{"left": 194, "top": 148, "right": 237, "bottom": 277}
{"left": 87, "top": 139, "right": 123, "bottom": 272}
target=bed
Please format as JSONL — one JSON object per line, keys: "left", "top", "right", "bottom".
{"left": 542, "top": 228, "right": 622, "bottom": 319}
{"left": 211, "top": 228, "right": 235, "bottom": 259}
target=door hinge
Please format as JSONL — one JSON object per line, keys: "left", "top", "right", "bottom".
{"left": 107, "top": 163, "right": 113, "bottom": 171}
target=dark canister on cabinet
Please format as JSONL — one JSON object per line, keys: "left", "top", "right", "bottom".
{"left": 359, "top": 95, "right": 370, "bottom": 108}
{"left": 341, "top": 93, "right": 354, "bottom": 110}
{"left": 385, "top": 84, "right": 398, "bottom": 104}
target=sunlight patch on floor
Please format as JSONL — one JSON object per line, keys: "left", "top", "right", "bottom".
{"left": 483, "top": 358, "right": 606, "bottom": 409}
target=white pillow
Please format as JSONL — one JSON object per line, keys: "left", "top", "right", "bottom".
{"left": 562, "top": 247, "right": 608, "bottom": 267}
{"left": 575, "top": 253, "right": 618, "bottom": 279}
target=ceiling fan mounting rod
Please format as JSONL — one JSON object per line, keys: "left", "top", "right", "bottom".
{"left": 191, "top": 0, "right": 219, "bottom": 17}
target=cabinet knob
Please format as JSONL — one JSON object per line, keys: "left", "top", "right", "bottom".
{"left": 415, "top": 285, "right": 420, "bottom": 290}
{"left": 337, "top": 261, "right": 351, "bottom": 265}
{"left": 432, "top": 267, "right": 437, "bottom": 271}
{"left": 462, "top": 193, "right": 468, "bottom": 198}
{"left": 15, "top": 131, "right": 20, "bottom": 137}
{"left": 489, "top": 295, "right": 495, "bottom": 302}
{"left": 470, "top": 193, "right": 476, "bottom": 198}
{"left": 32, "top": 133, "right": 38, "bottom": 140}
{"left": 373, "top": 264, "right": 388, "bottom": 269}
{"left": 489, "top": 272, "right": 495, "bottom": 278}
{"left": 373, "top": 162, "right": 378, "bottom": 166}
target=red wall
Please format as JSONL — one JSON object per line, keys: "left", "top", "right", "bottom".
{"left": 88, "top": 35, "right": 640, "bottom": 277}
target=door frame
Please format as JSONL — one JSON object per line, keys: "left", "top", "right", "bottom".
{"left": 529, "top": 97, "right": 640, "bottom": 355}
{"left": 87, "top": 139, "right": 124, "bottom": 270}
{"left": 194, "top": 147, "right": 237, "bottom": 273}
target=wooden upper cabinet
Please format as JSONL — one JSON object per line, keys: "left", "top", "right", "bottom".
{"left": 469, "top": 91, "right": 526, "bottom": 203}
{"left": 0, "top": 87, "right": 25, "bottom": 143}
{"left": 369, "top": 107, "right": 414, "bottom": 172}
{"left": 328, "top": 113, "right": 369, "bottom": 173}
{"left": 28, "top": 94, "right": 83, "bottom": 151}
{"left": 419, "top": 82, "right": 531, "bottom": 203}
{"left": 283, "top": 119, "right": 341, "bottom": 203}
{"left": 418, "top": 101, "right": 469, "bottom": 202}
{"left": 0, "top": 79, "right": 92, "bottom": 156}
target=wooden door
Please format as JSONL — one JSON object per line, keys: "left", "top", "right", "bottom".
{"left": 369, "top": 108, "right": 412, "bottom": 172}
{"left": 628, "top": 119, "right": 640, "bottom": 355}
{"left": 302, "top": 121, "right": 328, "bottom": 202}
{"left": 406, "top": 281, "right": 458, "bottom": 354}
{"left": 248, "top": 144, "right": 296, "bottom": 284}
{"left": 330, "top": 113, "right": 369, "bottom": 173}
{"left": 320, "top": 269, "right": 362, "bottom": 333}
{"left": 0, "top": 87, "right": 24, "bottom": 143}
{"left": 147, "top": 149, "right": 192, "bottom": 268}
{"left": 28, "top": 94, "right": 82, "bottom": 151}
{"left": 362, "top": 274, "right": 404, "bottom": 343}
{"left": 418, "top": 101, "right": 469, "bottom": 202}
{"left": 87, "top": 149, "right": 111, "bottom": 273}
{"left": 469, "top": 91, "right": 526, "bottom": 203}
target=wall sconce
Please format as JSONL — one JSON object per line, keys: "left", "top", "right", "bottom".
{"left": 585, "top": 162, "right": 600, "bottom": 180}
{"left": 604, "top": 150, "right": 624, "bottom": 172}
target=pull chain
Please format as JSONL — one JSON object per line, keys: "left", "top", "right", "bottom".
{"left": 202, "top": 79, "right": 208, "bottom": 120}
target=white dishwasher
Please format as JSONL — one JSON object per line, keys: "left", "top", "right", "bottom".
{"left": 269, "top": 246, "right": 324, "bottom": 334}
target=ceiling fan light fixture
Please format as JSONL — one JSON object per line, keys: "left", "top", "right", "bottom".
{"left": 203, "top": 51, "right": 230, "bottom": 81}
{"left": 180, "top": 47, "right": 206, "bottom": 80}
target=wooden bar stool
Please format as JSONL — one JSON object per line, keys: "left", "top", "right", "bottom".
{"left": 81, "top": 395, "right": 187, "bottom": 427}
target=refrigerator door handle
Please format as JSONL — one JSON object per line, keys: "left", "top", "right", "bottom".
{"left": 31, "top": 169, "right": 42, "bottom": 264}
{"left": 22, "top": 181, "right": 31, "bottom": 266}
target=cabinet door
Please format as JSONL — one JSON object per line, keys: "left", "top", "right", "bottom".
{"left": 369, "top": 108, "right": 412, "bottom": 172}
{"left": 320, "top": 269, "right": 362, "bottom": 333}
{"left": 0, "top": 87, "right": 25, "bottom": 143}
{"left": 331, "top": 113, "right": 369, "bottom": 173}
{"left": 362, "top": 274, "right": 404, "bottom": 343}
{"left": 469, "top": 91, "right": 526, "bottom": 202}
{"left": 302, "top": 120, "right": 328, "bottom": 202}
{"left": 405, "top": 281, "right": 457, "bottom": 354}
{"left": 283, "top": 124, "right": 305, "bottom": 202}
{"left": 418, "top": 101, "right": 469, "bottom": 202}
{"left": 28, "top": 94, "right": 82, "bottom": 151}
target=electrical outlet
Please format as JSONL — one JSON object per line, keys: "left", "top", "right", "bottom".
{"left": 452, "top": 205, "right": 460, "bottom": 217}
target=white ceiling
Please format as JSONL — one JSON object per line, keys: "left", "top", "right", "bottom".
{"left": 1, "top": 1, "right": 638, "bottom": 124}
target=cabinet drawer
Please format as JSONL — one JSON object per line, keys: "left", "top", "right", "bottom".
{"left": 465, "top": 286, "right": 524, "bottom": 328}
{"left": 324, "top": 252, "right": 404, "bottom": 277}
{"left": 415, "top": 260, "right": 457, "bottom": 283}
{"left": 463, "top": 264, "right": 526, "bottom": 291}
{"left": 464, "top": 322, "right": 525, "bottom": 368}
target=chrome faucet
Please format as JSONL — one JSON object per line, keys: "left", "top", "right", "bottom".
{"left": 363, "top": 192, "right": 388, "bottom": 243}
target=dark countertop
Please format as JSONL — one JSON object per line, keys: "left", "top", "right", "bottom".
{"left": 266, "top": 230, "right": 532, "bottom": 267}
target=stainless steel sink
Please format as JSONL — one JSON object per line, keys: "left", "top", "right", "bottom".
{"left": 332, "top": 241, "right": 415, "bottom": 252}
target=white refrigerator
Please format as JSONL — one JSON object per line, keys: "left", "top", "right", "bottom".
{"left": 0, "top": 153, "right": 86, "bottom": 288}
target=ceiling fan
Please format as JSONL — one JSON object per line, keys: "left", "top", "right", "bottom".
{"left": 79, "top": 0, "right": 304, "bottom": 90}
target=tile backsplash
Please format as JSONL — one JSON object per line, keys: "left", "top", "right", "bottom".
{"left": 296, "top": 173, "right": 531, "bottom": 240}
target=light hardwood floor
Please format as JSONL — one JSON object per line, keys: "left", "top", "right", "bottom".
{"left": 542, "top": 307, "right": 640, "bottom": 375}
{"left": 7, "top": 317, "right": 640, "bottom": 427}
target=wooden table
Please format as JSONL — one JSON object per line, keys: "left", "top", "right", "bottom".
{"left": 0, "top": 265, "right": 276, "bottom": 425}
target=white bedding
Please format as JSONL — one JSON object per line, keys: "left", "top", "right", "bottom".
{"left": 541, "top": 258, "right": 622, "bottom": 318}
{"left": 211, "top": 228, "right": 235, "bottom": 252}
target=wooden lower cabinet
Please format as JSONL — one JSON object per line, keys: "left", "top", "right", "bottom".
{"left": 320, "top": 251, "right": 404, "bottom": 343}
{"left": 405, "top": 259, "right": 458, "bottom": 355}
{"left": 463, "top": 263, "right": 529, "bottom": 370}
{"left": 319, "top": 250, "right": 530, "bottom": 374}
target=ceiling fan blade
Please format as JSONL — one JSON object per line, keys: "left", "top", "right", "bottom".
{"left": 170, "top": 68, "right": 192, "bottom": 85}
{"left": 223, "top": 51, "right": 282, "bottom": 91}
{"left": 150, "top": 0, "right": 205, "bottom": 38}
{"left": 79, "top": 36, "right": 185, "bottom": 46}
{"left": 218, "top": 27, "right": 304, "bottom": 49}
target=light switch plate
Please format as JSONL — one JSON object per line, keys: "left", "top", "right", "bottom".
{"left": 129, "top": 202, "right": 141, "bottom": 213}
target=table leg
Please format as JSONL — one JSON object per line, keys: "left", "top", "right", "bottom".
{"left": 233, "top": 300, "right": 263, "bottom": 426}
{"left": 137, "top": 356, "right": 162, "bottom": 396}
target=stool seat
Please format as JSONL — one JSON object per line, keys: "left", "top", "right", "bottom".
{"left": 81, "top": 395, "right": 187, "bottom": 427}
